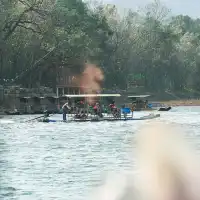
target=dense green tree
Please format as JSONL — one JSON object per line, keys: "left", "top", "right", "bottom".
{"left": 1, "top": 0, "right": 200, "bottom": 95}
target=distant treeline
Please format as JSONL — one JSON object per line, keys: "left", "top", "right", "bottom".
{"left": 1, "top": 0, "right": 200, "bottom": 93}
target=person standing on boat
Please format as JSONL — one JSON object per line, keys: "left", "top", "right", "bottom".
{"left": 43, "top": 110, "right": 50, "bottom": 122}
{"left": 93, "top": 102, "right": 98, "bottom": 115}
{"left": 131, "top": 104, "right": 134, "bottom": 117}
{"left": 62, "top": 102, "right": 70, "bottom": 121}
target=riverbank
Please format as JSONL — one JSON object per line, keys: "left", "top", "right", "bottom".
{"left": 160, "top": 99, "right": 200, "bottom": 106}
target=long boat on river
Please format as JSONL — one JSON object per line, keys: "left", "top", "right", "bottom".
{"left": 37, "top": 94, "right": 161, "bottom": 123}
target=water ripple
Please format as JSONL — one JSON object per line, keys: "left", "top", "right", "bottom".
{"left": 1, "top": 107, "right": 200, "bottom": 199}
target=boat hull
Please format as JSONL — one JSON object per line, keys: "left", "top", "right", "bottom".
{"left": 4, "top": 111, "right": 20, "bottom": 115}
{"left": 38, "top": 114, "right": 160, "bottom": 123}
{"left": 158, "top": 107, "right": 171, "bottom": 111}
{"left": 134, "top": 108, "right": 157, "bottom": 111}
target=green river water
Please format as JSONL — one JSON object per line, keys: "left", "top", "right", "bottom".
{"left": 1, "top": 106, "right": 200, "bottom": 200}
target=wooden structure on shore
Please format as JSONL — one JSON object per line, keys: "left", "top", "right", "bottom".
{"left": 18, "top": 96, "right": 58, "bottom": 114}
{"left": 5, "top": 95, "right": 69, "bottom": 114}
{"left": 0, "top": 85, "right": 59, "bottom": 114}
{"left": 56, "top": 66, "right": 80, "bottom": 96}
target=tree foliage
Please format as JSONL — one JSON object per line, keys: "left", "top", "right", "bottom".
{"left": 1, "top": 0, "right": 200, "bottom": 93}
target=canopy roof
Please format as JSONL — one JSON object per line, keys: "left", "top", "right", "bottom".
{"left": 20, "top": 96, "right": 58, "bottom": 99}
{"left": 64, "top": 94, "right": 121, "bottom": 98}
{"left": 128, "top": 95, "right": 151, "bottom": 98}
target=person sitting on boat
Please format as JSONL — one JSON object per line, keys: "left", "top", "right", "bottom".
{"left": 144, "top": 100, "right": 148, "bottom": 108}
{"left": 80, "top": 111, "right": 87, "bottom": 118}
{"left": 75, "top": 111, "right": 87, "bottom": 119}
{"left": 109, "top": 100, "right": 120, "bottom": 118}
{"left": 93, "top": 102, "right": 98, "bottom": 115}
{"left": 44, "top": 110, "right": 50, "bottom": 117}
{"left": 77, "top": 100, "right": 85, "bottom": 115}
{"left": 109, "top": 100, "right": 116, "bottom": 111}
{"left": 62, "top": 102, "right": 71, "bottom": 121}
{"left": 121, "top": 104, "right": 127, "bottom": 118}
{"left": 93, "top": 102, "right": 103, "bottom": 117}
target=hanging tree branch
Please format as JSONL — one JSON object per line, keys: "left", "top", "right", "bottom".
{"left": 2, "top": 0, "right": 46, "bottom": 41}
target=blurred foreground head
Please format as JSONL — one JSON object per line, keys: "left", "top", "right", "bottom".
{"left": 91, "top": 122, "right": 200, "bottom": 200}
{"left": 77, "top": 64, "right": 200, "bottom": 199}
{"left": 136, "top": 122, "right": 200, "bottom": 200}
{"left": 79, "top": 64, "right": 104, "bottom": 104}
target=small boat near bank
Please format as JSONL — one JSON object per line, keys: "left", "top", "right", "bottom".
{"left": 4, "top": 110, "right": 20, "bottom": 115}
{"left": 127, "top": 95, "right": 172, "bottom": 112}
{"left": 158, "top": 107, "right": 172, "bottom": 111}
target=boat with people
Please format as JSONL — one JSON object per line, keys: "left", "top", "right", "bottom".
{"left": 37, "top": 94, "right": 161, "bottom": 123}
{"left": 127, "top": 95, "right": 172, "bottom": 112}
{"left": 127, "top": 95, "right": 154, "bottom": 111}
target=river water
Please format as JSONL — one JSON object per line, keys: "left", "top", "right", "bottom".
{"left": 1, "top": 106, "right": 200, "bottom": 200}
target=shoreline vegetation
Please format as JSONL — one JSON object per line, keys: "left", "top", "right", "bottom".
{"left": 2, "top": 0, "right": 200, "bottom": 115}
